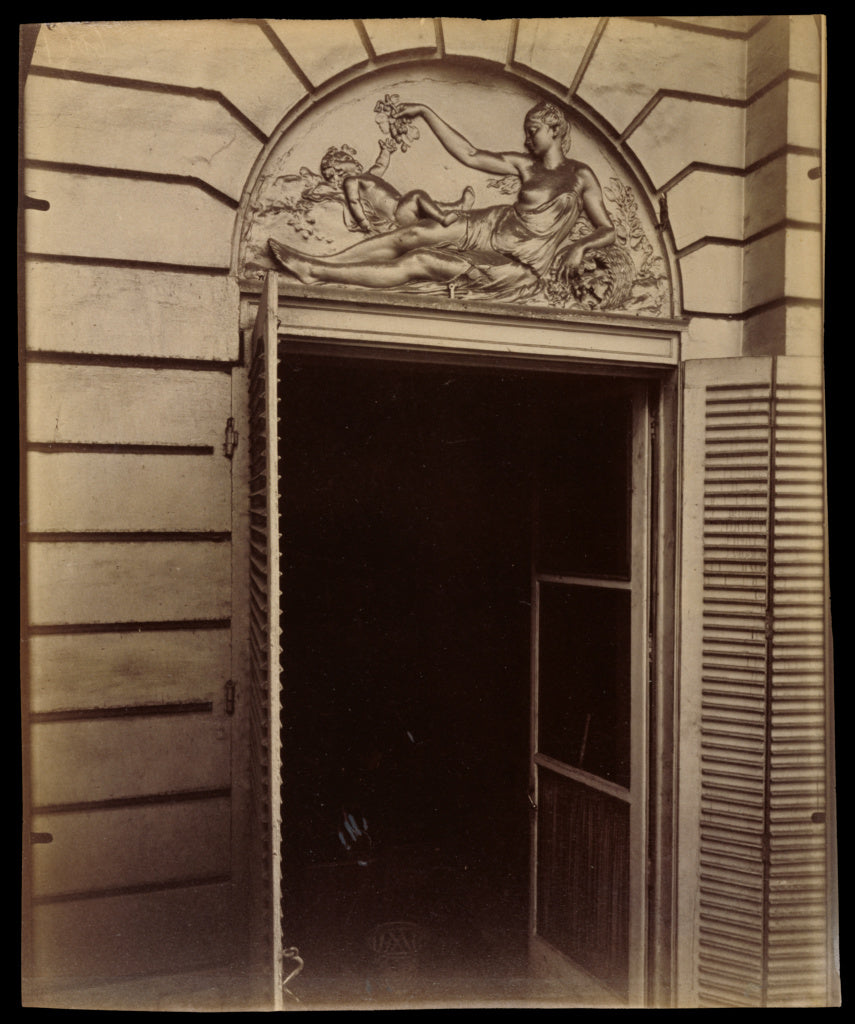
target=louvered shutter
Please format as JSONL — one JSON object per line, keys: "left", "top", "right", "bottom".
{"left": 247, "top": 271, "right": 284, "bottom": 1006}
{"left": 679, "top": 356, "right": 833, "bottom": 1008}
{"left": 765, "top": 359, "right": 831, "bottom": 1004}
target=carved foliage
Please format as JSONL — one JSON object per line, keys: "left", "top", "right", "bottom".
{"left": 243, "top": 165, "right": 342, "bottom": 258}
{"left": 600, "top": 178, "right": 670, "bottom": 316}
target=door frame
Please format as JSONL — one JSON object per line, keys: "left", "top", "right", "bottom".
{"left": 237, "top": 282, "right": 682, "bottom": 1006}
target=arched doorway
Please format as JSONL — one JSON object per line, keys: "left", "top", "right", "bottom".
{"left": 236, "top": 58, "right": 680, "bottom": 1008}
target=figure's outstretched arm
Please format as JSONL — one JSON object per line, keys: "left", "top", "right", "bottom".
{"left": 395, "top": 103, "right": 524, "bottom": 177}
{"left": 366, "top": 138, "right": 395, "bottom": 178}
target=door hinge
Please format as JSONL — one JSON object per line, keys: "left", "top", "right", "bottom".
{"left": 223, "top": 417, "right": 239, "bottom": 459}
{"left": 224, "top": 679, "right": 236, "bottom": 716}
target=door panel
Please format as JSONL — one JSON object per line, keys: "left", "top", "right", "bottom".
{"left": 537, "top": 770, "right": 631, "bottom": 995}
{"left": 531, "top": 385, "right": 649, "bottom": 1004}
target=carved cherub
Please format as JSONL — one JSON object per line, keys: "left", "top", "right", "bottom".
{"left": 318, "top": 139, "right": 475, "bottom": 236}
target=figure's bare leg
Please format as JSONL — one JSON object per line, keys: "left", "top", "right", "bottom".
{"left": 269, "top": 239, "right": 467, "bottom": 289}
{"left": 434, "top": 186, "right": 476, "bottom": 216}
{"left": 408, "top": 190, "right": 461, "bottom": 227}
{"left": 271, "top": 219, "right": 465, "bottom": 267}
{"left": 268, "top": 240, "right": 323, "bottom": 283}
{"left": 392, "top": 195, "right": 424, "bottom": 227}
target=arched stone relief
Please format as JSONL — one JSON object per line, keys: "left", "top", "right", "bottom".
{"left": 237, "top": 63, "right": 673, "bottom": 317}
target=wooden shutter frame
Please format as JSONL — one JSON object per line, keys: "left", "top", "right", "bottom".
{"left": 677, "top": 355, "right": 834, "bottom": 1008}
{"left": 246, "top": 271, "right": 284, "bottom": 1007}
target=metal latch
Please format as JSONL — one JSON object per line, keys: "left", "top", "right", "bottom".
{"left": 223, "top": 417, "right": 239, "bottom": 459}
{"left": 224, "top": 680, "right": 236, "bottom": 716}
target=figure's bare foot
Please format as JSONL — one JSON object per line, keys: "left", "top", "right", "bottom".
{"left": 268, "top": 239, "right": 323, "bottom": 285}
{"left": 433, "top": 186, "right": 475, "bottom": 224}
{"left": 443, "top": 187, "right": 476, "bottom": 215}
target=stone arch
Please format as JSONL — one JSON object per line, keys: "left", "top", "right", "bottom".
{"left": 232, "top": 52, "right": 679, "bottom": 318}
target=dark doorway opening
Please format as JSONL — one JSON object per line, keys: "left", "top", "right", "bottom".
{"left": 278, "top": 352, "right": 636, "bottom": 1005}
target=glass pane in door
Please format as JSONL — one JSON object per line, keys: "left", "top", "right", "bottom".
{"left": 537, "top": 393, "right": 632, "bottom": 579}
{"left": 538, "top": 581, "right": 631, "bottom": 788}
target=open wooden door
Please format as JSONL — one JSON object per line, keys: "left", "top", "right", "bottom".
{"left": 529, "top": 383, "right": 650, "bottom": 1005}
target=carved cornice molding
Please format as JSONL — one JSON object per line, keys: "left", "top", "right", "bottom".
{"left": 244, "top": 285, "right": 684, "bottom": 369}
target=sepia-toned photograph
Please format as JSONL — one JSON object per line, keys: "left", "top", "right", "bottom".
{"left": 19, "top": 16, "right": 834, "bottom": 1011}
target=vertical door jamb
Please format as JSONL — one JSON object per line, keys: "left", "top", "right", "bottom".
{"left": 628, "top": 386, "right": 651, "bottom": 1006}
